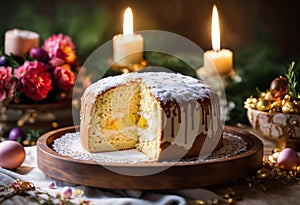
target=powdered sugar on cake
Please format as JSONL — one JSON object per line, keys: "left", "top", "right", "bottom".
{"left": 84, "top": 72, "right": 214, "bottom": 105}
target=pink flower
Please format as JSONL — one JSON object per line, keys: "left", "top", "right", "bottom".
{"left": 43, "top": 33, "right": 77, "bottom": 66}
{"left": 14, "top": 61, "right": 52, "bottom": 101}
{"left": 53, "top": 66, "right": 75, "bottom": 91}
{"left": 0, "top": 66, "right": 15, "bottom": 102}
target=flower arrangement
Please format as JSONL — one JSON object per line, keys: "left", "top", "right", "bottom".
{"left": 0, "top": 33, "right": 78, "bottom": 104}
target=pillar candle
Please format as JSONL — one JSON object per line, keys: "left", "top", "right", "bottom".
{"left": 5, "top": 29, "right": 40, "bottom": 57}
{"left": 203, "top": 5, "right": 233, "bottom": 75}
{"left": 113, "top": 7, "right": 143, "bottom": 65}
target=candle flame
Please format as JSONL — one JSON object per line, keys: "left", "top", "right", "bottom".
{"left": 211, "top": 5, "right": 220, "bottom": 51}
{"left": 123, "top": 7, "right": 133, "bottom": 35}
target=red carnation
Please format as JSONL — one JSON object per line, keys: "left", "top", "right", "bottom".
{"left": 0, "top": 66, "right": 16, "bottom": 103}
{"left": 53, "top": 66, "right": 75, "bottom": 91}
{"left": 14, "top": 61, "right": 52, "bottom": 101}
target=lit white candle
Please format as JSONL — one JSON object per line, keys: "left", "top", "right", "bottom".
{"left": 203, "top": 5, "right": 233, "bottom": 75}
{"left": 113, "top": 7, "right": 144, "bottom": 65}
{"left": 5, "top": 29, "right": 39, "bottom": 57}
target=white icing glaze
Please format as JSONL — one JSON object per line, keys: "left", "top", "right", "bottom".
{"left": 84, "top": 72, "right": 216, "bottom": 105}
{"left": 81, "top": 72, "right": 222, "bottom": 160}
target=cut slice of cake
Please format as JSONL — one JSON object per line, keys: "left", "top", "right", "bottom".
{"left": 80, "top": 72, "right": 223, "bottom": 161}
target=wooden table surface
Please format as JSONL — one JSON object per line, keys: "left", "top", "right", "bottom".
{"left": 208, "top": 126, "right": 300, "bottom": 205}
{"left": 31, "top": 126, "right": 300, "bottom": 204}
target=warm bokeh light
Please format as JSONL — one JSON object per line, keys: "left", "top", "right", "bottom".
{"left": 123, "top": 7, "right": 133, "bottom": 35}
{"left": 211, "top": 5, "right": 220, "bottom": 51}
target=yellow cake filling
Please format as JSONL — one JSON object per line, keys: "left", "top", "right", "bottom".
{"left": 107, "top": 113, "right": 147, "bottom": 130}
{"left": 88, "top": 82, "right": 161, "bottom": 160}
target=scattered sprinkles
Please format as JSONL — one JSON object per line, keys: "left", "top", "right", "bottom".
{"left": 0, "top": 179, "right": 89, "bottom": 205}
{"left": 190, "top": 148, "right": 300, "bottom": 205}
{"left": 48, "top": 181, "right": 56, "bottom": 189}
{"left": 246, "top": 148, "right": 300, "bottom": 185}
{"left": 1, "top": 147, "right": 299, "bottom": 204}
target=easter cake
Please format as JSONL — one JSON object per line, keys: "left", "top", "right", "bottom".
{"left": 80, "top": 72, "right": 223, "bottom": 161}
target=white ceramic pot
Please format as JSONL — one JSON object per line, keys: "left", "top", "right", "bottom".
{"left": 247, "top": 108, "right": 300, "bottom": 150}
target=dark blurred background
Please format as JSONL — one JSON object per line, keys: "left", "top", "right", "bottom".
{"left": 1, "top": 0, "right": 299, "bottom": 124}
{"left": 1, "top": 0, "right": 299, "bottom": 61}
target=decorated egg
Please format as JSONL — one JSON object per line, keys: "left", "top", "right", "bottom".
{"left": 277, "top": 148, "right": 299, "bottom": 170}
{"left": 29, "top": 47, "right": 49, "bottom": 62}
{"left": 0, "top": 56, "right": 10, "bottom": 66}
{"left": 62, "top": 186, "right": 72, "bottom": 199}
{"left": 8, "top": 128, "right": 26, "bottom": 141}
{"left": 269, "top": 76, "right": 288, "bottom": 99}
{"left": 0, "top": 141, "right": 26, "bottom": 169}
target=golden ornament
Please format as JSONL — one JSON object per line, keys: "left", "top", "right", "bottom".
{"left": 293, "top": 101, "right": 300, "bottom": 113}
{"left": 296, "top": 166, "right": 300, "bottom": 174}
{"left": 256, "top": 168, "right": 271, "bottom": 179}
{"left": 282, "top": 94, "right": 291, "bottom": 105}
{"left": 193, "top": 200, "right": 206, "bottom": 205}
{"left": 271, "top": 152, "right": 280, "bottom": 162}
{"left": 282, "top": 101, "right": 300, "bottom": 114}
{"left": 272, "top": 148, "right": 282, "bottom": 153}
{"left": 244, "top": 96, "right": 257, "bottom": 109}
{"left": 270, "top": 100, "right": 282, "bottom": 112}
{"left": 294, "top": 100, "right": 300, "bottom": 106}
{"left": 296, "top": 166, "right": 300, "bottom": 178}
{"left": 256, "top": 99, "right": 271, "bottom": 111}
{"left": 264, "top": 91, "right": 275, "bottom": 101}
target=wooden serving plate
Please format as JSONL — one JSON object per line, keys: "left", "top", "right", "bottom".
{"left": 37, "top": 126, "right": 263, "bottom": 190}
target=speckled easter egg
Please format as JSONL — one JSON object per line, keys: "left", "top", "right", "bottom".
{"left": 277, "top": 148, "right": 299, "bottom": 170}
{"left": 0, "top": 141, "right": 26, "bottom": 169}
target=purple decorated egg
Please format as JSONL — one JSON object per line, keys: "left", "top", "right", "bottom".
{"left": 29, "top": 47, "right": 49, "bottom": 62}
{"left": 8, "top": 128, "right": 25, "bottom": 141}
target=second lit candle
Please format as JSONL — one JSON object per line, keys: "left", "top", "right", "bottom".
{"left": 203, "top": 5, "right": 233, "bottom": 75}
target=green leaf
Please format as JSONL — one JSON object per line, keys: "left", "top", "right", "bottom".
{"left": 285, "top": 61, "right": 299, "bottom": 100}
{"left": 4, "top": 53, "right": 24, "bottom": 68}
{"left": 16, "top": 137, "right": 22, "bottom": 144}
{"left": 256, "top": 87, "right": 262, "bottom": 97}
{"left": 26, "top": 129, "right": 42, "bottom": 142}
